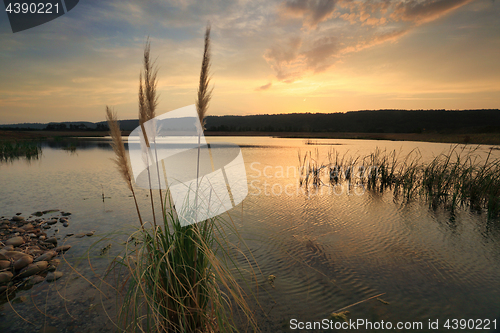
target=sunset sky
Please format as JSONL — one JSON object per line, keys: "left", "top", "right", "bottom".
{"left": 0, "top": 0, "right": 499, "bottom": 124}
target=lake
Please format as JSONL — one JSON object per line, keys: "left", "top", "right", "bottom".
{"left": 1, "top": 136, "right": 500, "bottom": 332}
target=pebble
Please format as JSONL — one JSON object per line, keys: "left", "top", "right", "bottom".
{"left": 13, "top": 255, "right": 33, "bottom": 270}
{"left": 75, "top": 233, "right": 86, "bottom": 238}
{"left": 0, "top": 271, "right": 13, "bottom": 284}
{"left": 1, "top": 209, "right": 74, "bottom": 297}
{"left": 55, "top": 245, "right": 71, "bottom": 252}
{"left": 29, "top": 275, "right": 45, "bottom": 285}
{"left": 86, "top": 231, "right": 95, "bottom": 237}
{"left": 5, "top": 236, "right": 24, "bottom": 247}
{"left": 28, "top": 249, "right": 44, "bottom": 256}
{"left": 0, "top": 260, "right": 10, "bottom": 269}
{"left": 2, "top": 251, "right": 28, "bottom": 261}
{"left": 20, "top": 223, "right": 34, "bottom": 231}
{"left": 18, "top": 261, "right": 48, "bottom": 278}
{"left": 45, "top": 271, "right": 63, "bottom": 282}
{"left": 48, "top": 259, "right": 61, "bottom": 272}
{"left": 46, "top": 237, "right": 57, "bottom": 245}
{"left": 42, "top": 209, "right": 59, "bottom": 214}
{"left": 35, "top": 250, "right": 56, "bottom": 262}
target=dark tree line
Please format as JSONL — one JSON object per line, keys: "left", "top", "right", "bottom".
{"left": 204, "top": 109, "right": 500, "bottom": 134}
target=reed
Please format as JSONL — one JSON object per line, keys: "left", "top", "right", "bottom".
{"left": 299, "top": 146, "right": 500, "bottom": 216}
{"left": 0, "top": 140, "right": 41, "bottom": 162}
{"left": 106, "top": 26, "right": 256, "bottom": 332}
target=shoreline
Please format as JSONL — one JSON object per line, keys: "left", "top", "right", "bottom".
{"left": 1, "top": 129, "right": 499, "bottom": 146}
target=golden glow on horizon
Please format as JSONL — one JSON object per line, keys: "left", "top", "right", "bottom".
{"left": 0, "top": 0, "right": 499, "bottom": 124}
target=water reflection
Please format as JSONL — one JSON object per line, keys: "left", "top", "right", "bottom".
{"left": 1, "top": 137, "right": 500, "bottom": 332}
{"left": 42, "top": 138, "right": 113, "bottom": 151}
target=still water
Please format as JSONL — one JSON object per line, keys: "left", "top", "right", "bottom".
{"left": 1, "top": 137, "right": 500, "bottom": 332}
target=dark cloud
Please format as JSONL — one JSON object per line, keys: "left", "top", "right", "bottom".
{"left": 280, "top": 0, "right": 339, "bottom": 28}
{"left": 302, "top": 36, "right": 338, "bottom": 72}
{"left": 256, "top": 82, "right": 273, "bottom": 91}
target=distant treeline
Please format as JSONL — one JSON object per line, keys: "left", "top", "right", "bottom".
{"left": 204, "top": 109, "right": 500, "bottom": 134}
{"left": 1, "top": 109, "right": 499, "bottom": 134}
{"left": 0, "top": 121, "right": 109, "bottom": 131}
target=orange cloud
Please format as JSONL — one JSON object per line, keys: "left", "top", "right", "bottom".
{"left": 279, "top": 0, "right": 339, "bottom": 28}
{"left": 391, "top": 0, "right": 475, "bottom": 25}
{"left": 265, "top": 0, "right": 477, "bottom": 82}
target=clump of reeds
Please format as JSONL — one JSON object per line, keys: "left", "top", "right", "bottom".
{"left": 299, "top": 146, "right": 500, "bottom": 217}
{"left": 299, "top": 149, "right": 326, "bottom": 187}
{"left": 106, "top": 26, "right": 256, "bottom": 333}
{"left": 0, "top": 140, "right": 41, "bottom": 162}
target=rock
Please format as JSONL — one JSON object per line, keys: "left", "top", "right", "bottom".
{"left": 2, "top": 251, "right": 28, "bottom": 261}
{"left": 39, "top": 235, "right": 46, "bottom": 240}
{"left": 59, "top": 217, "right": 68, "bottom": 223}
{"left": 42, "top": 209, "right": 59, "bottom": 214}
{"left": 21, "top": 223, "right": 34, "bottom": 231}
{"left": 0, "top": 272, "right": 13, "bottom": 284}
{"left": 12, "top": 216, "right": 25, "bottom": 221}
{"left": 27, "top": 233, "right": 37, "bottom": 238}
{"left": 46, "top": 237, "right": 57, "bottom": 245}
{"left": 86, "top": 231, "right": 95, "bottom": 237}
{"left": 13, "top": 255, "right": 33, "bottom": 270}
{"left": 46, "top": 220, "right": 58, "bottom": 225}
{"left": 5, "top": 236, "right": 24, "bottom": 247}
{"left": 61, "top": 212, "right": 71, "bottom": 216}
{"left": 28, "top": 249, "right": 44, "bottom": 256}
{"left": 29, "top": 275, "right": 45, "bottom": 285}
{"left": 48, "top": 259, "right": 61, "bottom": 272}
{"left": 18, "top": 261, "right": 48, "bottom": 278}
{"left": 0, "top": 245, "right": 14, "bottom": 252}
{"left": 45, "top": 271, "right": 63, "bottom": 282}
{"left": 0, "top": 260, "right": 10, "bottom": 269}
{"left": 32, "top": 211, "right": 43, "bottom": 217}
{"left": 75, "top": 233, "right": 86, "bottom": 238}
{"left": 63, "top": 222, "right": 69, "bottom": 227}
{"left": 65, "top": 233, "right": 74, "bottom": 237}
{"left": 50, "top": 258, "right": 61, "bottom": 267}
{"left": 42, "top": 224, "right": 51, "bottom": 229}
{"left": 35, "top": 250, "right": 56, "bottom": 262}
{"left": 55, "top": 245, "right": 71, "bottom": 252}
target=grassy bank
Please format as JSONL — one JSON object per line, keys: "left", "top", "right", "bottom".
{"left": 3, "top": 128, "right": 499, "bottom": 146}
